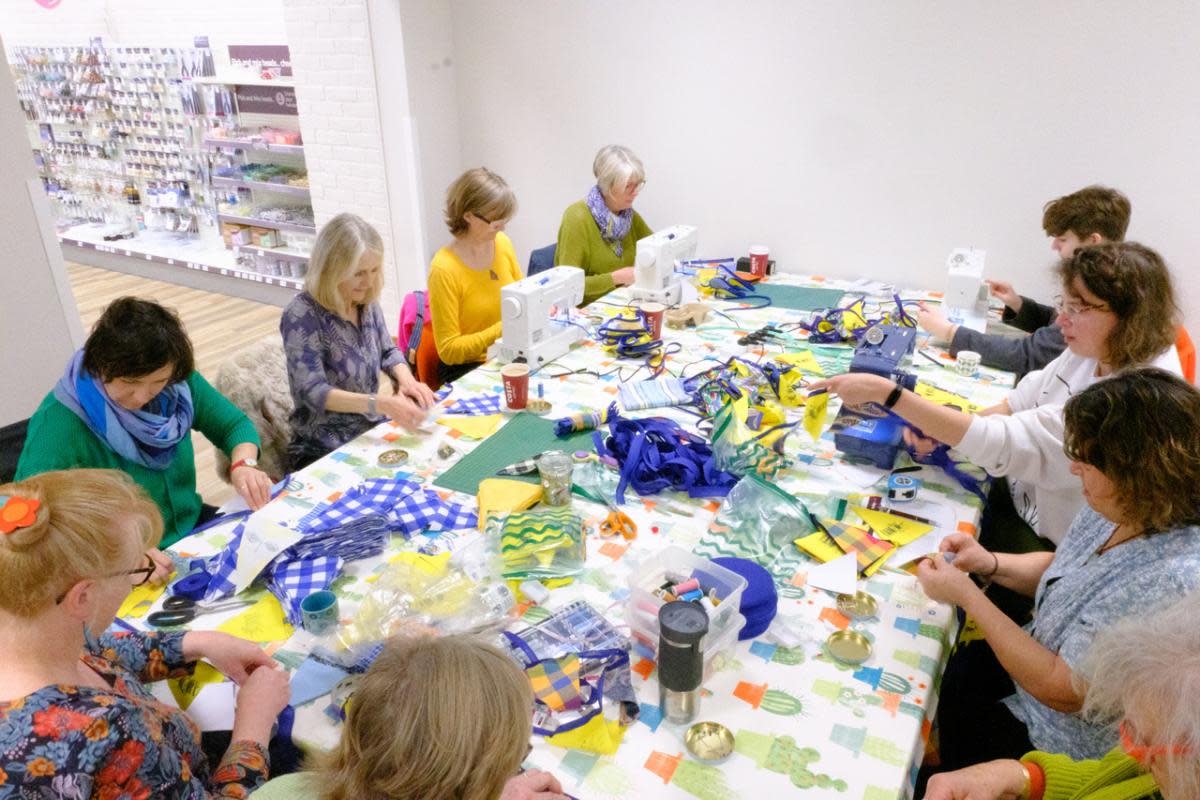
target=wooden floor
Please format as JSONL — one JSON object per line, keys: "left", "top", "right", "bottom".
{"left": 67, "top": 262, "right": 283, "bottom": 505}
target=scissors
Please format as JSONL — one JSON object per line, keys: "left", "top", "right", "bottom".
{"left": 147, "top": 596, "right": 253, "bottom": 628}
{"left": 599, "top": 499, "right": 638, "bottom": 540}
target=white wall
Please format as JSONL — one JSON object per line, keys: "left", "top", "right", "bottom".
{"left": 0, "top": 33, "right": 82, "bottom": 426}
{"left": 447, "top": 0, "right": 1199, "bottom": 334}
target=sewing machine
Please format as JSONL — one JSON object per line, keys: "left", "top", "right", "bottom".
{"left": 488, "top": 266, "right": 587, "bottom": 367}
{"left": 834, "top": 324, "right": 919, "bottom": 469}
{"left": 943, "top": 247, "right": 990, "bottom": 333}
{"left": 630, "top": 225, "right": 698, "bottom": 305}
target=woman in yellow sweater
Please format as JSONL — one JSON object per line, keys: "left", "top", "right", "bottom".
{"left": 428, "top": 168, "right": 522, "bottom": 384}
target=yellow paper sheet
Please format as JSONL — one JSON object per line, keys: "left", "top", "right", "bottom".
{"left": 438, "top": 414, "right": 502, "bottom": 440}
{"left": 852, "top": 506, "right": 934, "bottom": 546}
{"left": 477, "top": 478, "right": 543, "bottom": 530}
{"left": 216, "top": 594, "right": 295, "bottom": 642}
{"left": 914, "top": 382, "right": 982, "bottom": 414}
{"left": 794, "top": 530, "right": 845, "bottom": 563}
{"left": 803, "top": 390, "right": 829, "bottom": 441}
{"left": 775, "top": 350, "right": 824, "bottom": 376}
{"left": 168, "top": 661, "right": 224, "bottom": 711}
{"left": 117, "top": 581, "right": 167, "bottom": 619}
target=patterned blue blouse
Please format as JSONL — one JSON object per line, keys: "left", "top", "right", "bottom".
{"left": 1004, "top": 507, "right": 1200, "bottom": 760}
{"left": 0, "top": 631, "right": 269, "bottom": 799}
{"left": 281, "top": 292, "right": 406, "bottom": 456}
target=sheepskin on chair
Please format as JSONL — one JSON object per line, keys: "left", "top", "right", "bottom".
{"left": 213, "top": 333, "right": 293, "bottom": 483}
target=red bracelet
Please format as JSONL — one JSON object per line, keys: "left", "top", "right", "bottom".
{"left": 1021, "top": 761, "right": 1045, "bottom": 800}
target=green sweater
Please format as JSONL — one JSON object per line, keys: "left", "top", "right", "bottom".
{"left": 1025, "top": 746, "right": 1161, "bottom": 800}
{"left": 554, "top": 199, "right": 652, "bottom": 306}
{"left": 15, "top": 371, "right": 260, "bottom": 548}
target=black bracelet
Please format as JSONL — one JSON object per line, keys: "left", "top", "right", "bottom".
{"left": 883, "top": 383, "right": 904, "bottom": 409}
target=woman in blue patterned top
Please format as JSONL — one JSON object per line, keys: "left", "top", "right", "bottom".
{"left": 281, "top": 213, "right": 436, "bottom": 471}
{"left": 915, "top": 368, "right": 1200, "bottom": 779}
{"left": 0, "top": 468, "right": 291, "bottom": 798}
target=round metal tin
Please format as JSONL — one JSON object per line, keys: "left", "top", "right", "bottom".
{"left": 835, "top": 591, "right": 879, "bottom": 620}
{"left": 377, "top": 449, "right": 409, "bottom": 466}
{"left": 825, "top": 630, "right": 873, "bottom": 665}
{"left": 684, "top": 721, "right": 735, "bottom": 763}
{"left": 526, "top": 398, "right": 553, "bottom": 415}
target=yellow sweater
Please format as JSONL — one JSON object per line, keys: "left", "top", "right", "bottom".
{"left": 428, "top": 232, "right": 522, "bottom": 365}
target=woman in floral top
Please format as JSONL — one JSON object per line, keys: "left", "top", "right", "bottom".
{"left": 281, "top": 213, "right": 436, "bottom": 472}
{"left": 0, "top": 469, "right": 291, "bottom": 798}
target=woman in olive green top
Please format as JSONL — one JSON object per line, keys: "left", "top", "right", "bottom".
{"left": 925, "top": 589, "right": 1199, "bottom": 800}
{"left": 16, "top": 298, "right": 272, "bottom": 557}
{"left": 555, "top": 144, "right": 653, "bottom": 306}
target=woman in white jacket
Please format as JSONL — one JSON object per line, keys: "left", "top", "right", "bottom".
{"left": 815, "top": 242, "right": 1182, "bottom": 550}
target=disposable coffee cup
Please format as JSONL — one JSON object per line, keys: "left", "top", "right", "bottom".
{"left": 501, "top": 363, "right": 530, "bottom": 409}
{"left": 638, "top": 302, "right": 666, "bottom": 339}
{"left": 749, "top": 245, "right": 770, "bottom": 277}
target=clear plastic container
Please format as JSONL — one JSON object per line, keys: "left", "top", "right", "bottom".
{"left": 625, "top": 546, "right": 747, "bottom": 665}
{"left": 629, "top": 608, "right": 744, "bottom": 682}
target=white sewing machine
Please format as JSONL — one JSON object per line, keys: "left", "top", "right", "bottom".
{"left": 943, "top": 247, "right": 990, "bottom": 333}
{"left": 487, "top": 266, "right": 587, "bottom": 366}
{"left": 630, "top": 224, "right": 698, "bottom": 306}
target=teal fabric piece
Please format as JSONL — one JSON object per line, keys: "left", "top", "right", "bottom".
{"left": 753, "top": 284, "right": 847, "bottom": 311}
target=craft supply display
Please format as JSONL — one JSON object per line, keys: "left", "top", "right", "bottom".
{"left": 126, "top": 271, "right": 1015, "bottom": 798}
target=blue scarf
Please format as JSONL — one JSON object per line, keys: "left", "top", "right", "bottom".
{"left": 54, "top": 349, "right": 194, "bottom": 470}
{"left": 585, "top": 184, "right": 633, "bottom": 256}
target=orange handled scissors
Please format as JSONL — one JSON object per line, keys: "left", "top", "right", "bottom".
{"left": 599, "top": 499, "right": 638, "bottom": 540}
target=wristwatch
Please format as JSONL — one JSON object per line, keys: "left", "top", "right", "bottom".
{"left": 231, "top": 457, "right": 258, "bottom": 473}
{"left": 367, "top": 394, "right": 378, "bottom": 416}
{"left": 883, "top": 383, "right": 904, "bottom": 409}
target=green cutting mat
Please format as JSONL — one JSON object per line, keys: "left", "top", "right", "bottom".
{"left": 753, "top": 284, "right": 847, "bottom": 311}
{"left": 433, "top": 412, "right": 598, "bottom": 495}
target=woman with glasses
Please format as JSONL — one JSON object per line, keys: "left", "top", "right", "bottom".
{"left": 814, "top": 242, "right": 1182, "bottom": 554}
{"left": 16, "top": 297, "right": 273, "bottom": 561}
{"left": 427, "top": 168, "right": 523, "bottom": 385}
{"left": 914, "top": 369, "right": 1200, "bottom": 783}
{"left": 0, "top": 469, "right": 291, "bottom": 798}
{"left": 281, "top": 213, "right": 436, "bottom": 472}
{"left": 926, "top": 585, "right": 1200, "bottom": 800}
{"left": 253, "top": 634, "right": 568, "bottom": 800}
{"left": 555, "top": 144, "right": 653, "bottom": 306}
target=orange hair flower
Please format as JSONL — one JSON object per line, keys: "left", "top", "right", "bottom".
{"left": 0, "top": 496, "right": 40, "bottom": 534}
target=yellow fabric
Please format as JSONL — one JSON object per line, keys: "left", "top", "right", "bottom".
{"left": 428, "top": 232, "right": 522, "bottom": 365}
{"left": 851, "top": 506, "right": 933, "bottom": 546}
{"left": 217, "top": 594, "right": 295, "bottom": 642}
{"left": 477, "top": 478, "right": 544, "bottom": 530}
{"left": 545, "top": 714, "right": 627, "bottom": 755}
{"left": 437, "top": 414, "right": 503, "bottom": 440}
{"left": 795, "top": 530, "right": 845, "bottom": 563}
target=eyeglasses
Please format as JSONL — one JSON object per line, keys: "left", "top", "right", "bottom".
{"left": 1054, "top": 294, "right": 1110, "bottom": 318}
{"left": 472, "top": 212, "right": 506, "bottom": 228}
{"left": 624, "top": 179, "right": 646, "bottom": 194}
{"left": 54, "top": 554, "right": 157, "bottom": 604}
{"left": 1119, "top": 718, "right": 1193, "bottom": 763}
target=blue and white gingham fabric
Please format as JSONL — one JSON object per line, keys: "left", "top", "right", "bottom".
{"left": 200, "top": 520, "right": 245, "bottom": 601}
{"left": 267, "top": 555, "right": 343, "bottom": 624}
{"left": 443, "top": 393, "right": 501, "bottom": 416}
{"left": 435, "top": 384, "right": 454, "bottom": 402}
{"left": 299, "top": 478, "right": 478, "bottom": 537}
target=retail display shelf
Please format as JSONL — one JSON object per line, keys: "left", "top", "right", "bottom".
{"left": 189, "top": 75, "right": 295, "bottom": 88}
{"left": 233, "top": 243, "right": 311, "bottom": 264}
{"left": 202, "top": 137, "right": 304, "bottom": 155}
{"left": 61, "top": 234, "right": 304, "bottom": 290}
{"left": 211, "top": 175, "right": 310, "bottom": 197}
{"left": 216, "top": 211, "right": 316, "bottom": 235}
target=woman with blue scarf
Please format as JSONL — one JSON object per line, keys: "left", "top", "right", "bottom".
{"left": 16, "top": 297, "right": 271, "bottom": 556}
{"left": 555, "top": 144, "right": 653, "bottom": 306}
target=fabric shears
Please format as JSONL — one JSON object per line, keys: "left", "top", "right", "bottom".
{"left": 147, "top": 596, "right": 254, "bottom": 628}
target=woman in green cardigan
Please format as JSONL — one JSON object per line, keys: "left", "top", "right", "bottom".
{"left": 555, "top": 144, "right": 653, "bottom": 306}
{"left": 925, "top": 589, "right": 1200, "bottom": 799}
{"left": 16, "top": 297, "right": 272, "bottom": 562}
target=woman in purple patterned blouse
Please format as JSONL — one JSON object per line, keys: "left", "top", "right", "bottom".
{"left": 0, "top": 468, "right": 292, "bottom": 799}
{"left": 281, "top": 213, "right": 436, "bottom": 471}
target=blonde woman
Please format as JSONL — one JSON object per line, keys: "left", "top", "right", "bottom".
{"left": 281, "top": 213, "right": 435, "bottom": 471}
{"left": 555, "top": 144, "right": 653, "bottom": 306}
{"left": 0, "top": 469, "right": 291, "bottom": 797}
{"left": 254, "top": 635, "right": 568, "bottom": 800}
{"left": 427, "top": 168, "right": 522, "bottom": 384}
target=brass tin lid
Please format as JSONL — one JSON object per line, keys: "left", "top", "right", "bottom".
{"left": 684, "top": 721, "right": 735, "bottom": 762}
{"left": 526, "top": 398, "right": 552, "bottom": 415}
{"left": 825, "top": 629, "right": 873, "bottom": 665}
{"left": 835, "top": 591, "right": 879, "bottom": 619}
{"left": 377, "top": 449, "right": 409, "bottom": 466}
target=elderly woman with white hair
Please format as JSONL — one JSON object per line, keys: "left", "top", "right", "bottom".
{"left": 926, "top": 588, "right": 1200, "bottom": 800}
{"left": 555, "top": 144, "right": 653, "bottom": 306}
{"left": 281, "top": 213, "right": 436, "bottom": 471}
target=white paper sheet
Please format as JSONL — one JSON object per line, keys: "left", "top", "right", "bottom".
{"left": 805, "top": 552, "right": 858, "bottom": 595}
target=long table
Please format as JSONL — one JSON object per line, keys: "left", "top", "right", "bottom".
{"left": 151, "top": 273, "right": 1014, "bottom": 800}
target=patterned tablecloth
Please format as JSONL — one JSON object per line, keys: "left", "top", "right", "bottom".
{"left": 151, "top": 273, "right": 1014, "bottom": 800}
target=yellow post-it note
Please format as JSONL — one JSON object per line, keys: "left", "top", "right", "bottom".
{"left": 477, "top": 478, "right": 544, "bottom": 530}
{"left": 776, "top": 350, "right": 824, "bottom": 376}
{"left": 387, "top": 551, "right": 451, "bottom": 577}
{"left": 803, "top": 389, "right": 830, "bottom": 441}
{"left": 794, "top": 530, "right": 845, "bottom": 563}
{"left": 914, "top": 382, "right": 983, "bottom": 414}
{"left": 216, "top": 594, "right": 295, "bottom": 642}
{"left": 438, "top": 414, "right": 502, "bottom": 440}
{"left": 168, "top": 661, "right": 224, "bottom": 711}
{"left": 118, "top": 581, "right": 167, "bottom": 619}
{"left": 852, "top": 506, "right": 934, "bottom": 546}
